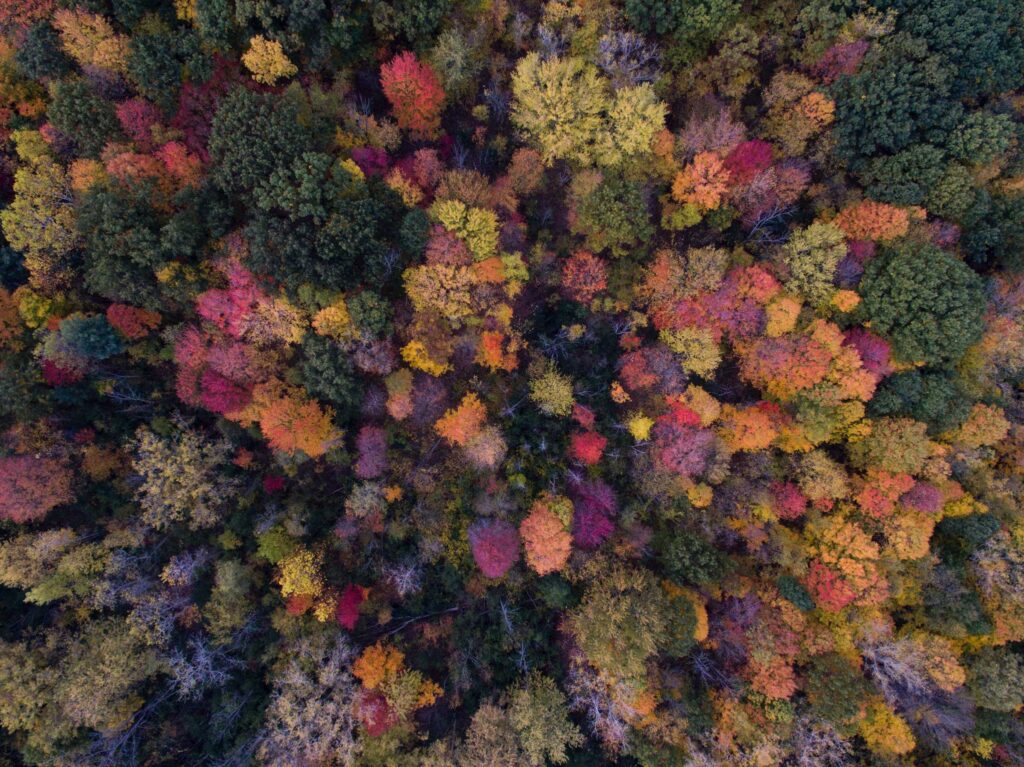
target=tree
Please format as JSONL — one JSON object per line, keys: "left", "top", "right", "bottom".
{"left": 243, "top": 35, "right": 297, "bottom": 85}
{"left": 380, "top": 52, "right": 445, "bottom": 136}
{"left": 738, "top": 335, "right": 831, "bottom": 401}
{"left": 966, "top": 648, "right": 1024, "bottom": 712}
{"left": 832, "top": 33, "right": 960, "bottom": 168}
{"left": 106, "top": 303, "right": 161, "bottom": 340}
{"left": 868, "top": 370, "right": 970, "bottom": 434}
{"left": 353, "top": 425, "right": 387, "bottom": 479}
{"left": 56, "top": 314, "right": 123, "bottom": 360}
{"left": 428, "top": 27, "right": 483, "bottom": 100}
{"left": 277, "top": 547, "right": 324, "bottom": 601}
{"left": 508, "top": 674, "right": 583, "bottom": 767}
{"left": 883, "top": 0, "right": 1024, "bottom": 99}
{"left": 458, "top": 701, "right": 523, "bottom": 767}
{"left": 803, "top": 652, "right": 872, "bottom": 731}
{"left": 567, "top": 561, "right": 669, "bottom": 685}
{"left": 805, "top": 516, "right": 887, "bottom": 611}
{"left": 519, "top": 497, "right": 572, "bottom": 575}
{"left": 0, "top": 0, "right": 53, "bottom": 27}
{"left": 77, "top": 183, "right": 168, "bottom": 308}
{"left": 15, "top": 23, "right": 72, "bottom": 80}
{"left": 257, "top": 634, "right": 360, "bottom": 767}
{"left": 1, "top": 620, "right": 160, "bottom": 748}
{"left": 1, "top": 153, "right": 77, "bottom": 289}
{"left": 858, "top": 703, "right": 914, "bottom": 757}
{"left": 624, "top": 0, "right": 741, "bottom": 63}
{"left": 468, "top": 519, "right": 520, "bottom": 579}
{"left": 529, "top": 366, "right": 574, "bottom": 417}
{"left": 204, "top": 559, "right": 256, "bottom": 642}
{"left": 256, "top": 385, "right": 339, "bottom": 458}
{"left": 65, "top": 621, "right": 163, "bottom": 731}
{"left": 570, "top": 430, "right": 606, "bottom": 465}
{"left": 300, "top": 334, "right": 363, "bottom": 419}
{"left": 436, "top": 392, "right": 487, "bottom": 446}
{"left": 0, "top": 456, "right": 73, "bottom": 524}
{"left": 860, "top": 144, "right": 947, "bottom": 206}
{"left": 132, "top": 425, "right": 241, "bottom": 530}
{"left": 723, "top": 140, "right": 773, "bottom": 186}
{"left": 570, "top": 173, "right": 654, "bottom": 256}
{"left": 780, "top": 222, "right": 845, "bottom": 307}
{"left": 598, "top": 84, "right": 667, "bottom": 167}
{"left": 52, "top": 9, "right": 129, "bottom": 73}
{"left": 47, "top": 79, "right": 123, "bottom": 158}
{"left": 336, "top": 584, "right": 366, "bottom": 631}
{"left": 859, "top": 240, "right": 985, "bottom": 367}
{"left": 561, "top": 251, "right": 607, "bottom": 304}
{"left": 833, "top": 200, "right": 910, "bottom": 242}
{"left": 671, "top": 151, "right": 730, "bottom": 210}
{"left": 0, "top": 636, "right": 76, "bottom": 756}
{"left": 208, "top": 87, "right": 314, "bottom": 195}
{"left": 511, "top": 54, "right": 609, "bottom": 166}
{"left": 126, "top": 28, "right": 197, "bottom": 107}
{"left": 947, "top": 112, "right": 1016, "bottom": 166}
{"left": 368, "top": 0, "right": 452, "bottom": 47}
{"left": 431, "top": 199, "right": 499, "bottom": 262}
{"left": 403, "top": 262, "right": 475, "bottom": 326}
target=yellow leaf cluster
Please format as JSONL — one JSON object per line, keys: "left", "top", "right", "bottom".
{"left": 277, "top": 548, "right": 324, "bottom": 599}
{"left": 312, "top": 299, "right": 355, "bottom": 341}
{"left": 859, "top": 702, "right": 915, "bottom": 756}
{"left": 242, "top": 35, "right": 297, "bottom": 86}
{"left": 431, "top": 199, "right": 499, "bottom": 262}
{"left": 401, "top": 340, "right": 451, "bottom": 376}
{"left": 53, "top": 9, "right": 129, "bottom": 73}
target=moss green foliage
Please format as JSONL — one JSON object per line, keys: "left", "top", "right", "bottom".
{"left": 868, "top": 370, "right": 970, "bottom": 434}
{"left": 860, "top": 240, "right": 985, "bottom": 368}
{"left": 624, "top": 0, "right": 740, "bottom": 62}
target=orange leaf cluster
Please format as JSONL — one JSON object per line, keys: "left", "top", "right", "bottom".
{"left": 671, "top": 152, "right": 731, "bottom": 210}
{"left": 520, "top": 497, "right": 572, "bottom": 575}
{"left": 435, "top": 392, "right": 488, "bottom": 447}
{"left": 834, "top": 200, "right": 910, "bottom": 241}
{"left": 353, "top": 642, "right": 406, "bottom": 690}
{"left": 254, "top": 384, "right": 338, "bottom": 458}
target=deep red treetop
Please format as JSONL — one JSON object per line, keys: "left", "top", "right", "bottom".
{"left": 336, "top": 584, "right": 366, "bottom": 631}
{"left": 380, "top": 52, "right": 445, "bottom": 136}
{"left": 724, "top": 140, "right": 774, "bottom": 187}
{"left": 570, "top": 430, "right": 607, "bottom": 466}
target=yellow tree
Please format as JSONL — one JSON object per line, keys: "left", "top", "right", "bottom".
{"left": 1, "top": 135, "right": 77, "bottom": 290}
{"left": 511, "top": 54, "right": 609, "bottom": 166}
{"left": 242, "top": 35, "right": 297, "bottom": 85}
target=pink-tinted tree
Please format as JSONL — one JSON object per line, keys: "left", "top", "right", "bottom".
{"left": 0, "top": 455, "right": 74, "bottom": 523}
{"left": 354, "top": 425, "right": 388, "bottom": 480}
{"left": 468, "top": 519, "right": 520, "bottom": 578}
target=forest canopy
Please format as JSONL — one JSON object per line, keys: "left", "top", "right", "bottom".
{"left": 1, "top": 0, "right": 1024, "bottom": 766}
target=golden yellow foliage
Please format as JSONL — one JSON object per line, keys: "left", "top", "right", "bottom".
{"left": 859, "top": 702, "right": 915, "bottom": 756}
{"left": 401, "top": 340, "right": 451, "bottom": 376}
{"left": 53, "top": 9, "right": 129, "bottom": 73}
{"left": 353, "top": 642, "right": 405, "bottom": 690}
{"left": 277, "top": 548, "right": 324, "bottom": 599}
{"left": 242, "top": 36, "right": 297, "bottom": 85}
